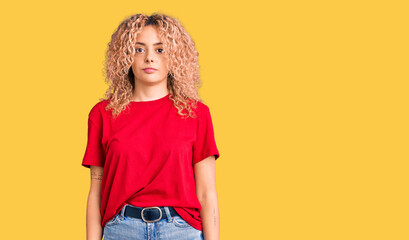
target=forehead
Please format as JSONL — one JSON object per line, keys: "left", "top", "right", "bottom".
{"left": 135, "top": 25, "right": 161, "bottom": 43}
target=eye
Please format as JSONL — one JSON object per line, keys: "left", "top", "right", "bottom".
{"left": 157, "top": 48, "right": 165, "bottom": 54}
{"left": 136, "top": 48, "right": 144, "bottom": 53}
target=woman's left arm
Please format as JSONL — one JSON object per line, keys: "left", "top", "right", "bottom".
{"left": 194, "top": 155, "right": 220, "bottom": 240}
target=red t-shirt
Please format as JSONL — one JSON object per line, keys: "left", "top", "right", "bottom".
{"left": 81, "top": 93, "right": 220, "bottom": 231}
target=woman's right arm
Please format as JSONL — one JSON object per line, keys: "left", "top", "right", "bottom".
{"left": 86, "top": 165, "right": 104, "bottom": 240}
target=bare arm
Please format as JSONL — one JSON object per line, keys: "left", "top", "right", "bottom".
{"left": 86, "top": 166, "right": 104, "bottom": 240}
{"left": 194, "top": 155, "right": 220, "bottom": 240}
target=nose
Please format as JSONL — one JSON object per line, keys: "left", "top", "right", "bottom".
{"left": 145, "top": 52, "right": 154, "bottom": 63}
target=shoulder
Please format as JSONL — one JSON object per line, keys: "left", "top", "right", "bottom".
{"left": 194, "top": 100, "right": 210, "bottom": 111}
{"left": 88, "top": 99, "right": 110, "bottom": 121}
{"left": 191, "top": 101, "right": 212, "bottom": 120}
{"left": 191, "top": 100, "right": 208, "bottom": 113}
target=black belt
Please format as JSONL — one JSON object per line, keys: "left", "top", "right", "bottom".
{"left": 124, "top": 205, "right": 179, "bottom": 223}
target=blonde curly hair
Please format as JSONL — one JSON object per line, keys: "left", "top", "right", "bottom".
{"left": 99, "top": 13, "right": 205, "bottom": 119}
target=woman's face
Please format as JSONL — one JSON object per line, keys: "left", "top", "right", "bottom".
{"left": 131, "top": 25, "right": 169, "bottom": 86}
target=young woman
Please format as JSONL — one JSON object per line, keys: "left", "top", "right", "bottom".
{"left": 81, "top": 13, "right": 221, "bottom": 240}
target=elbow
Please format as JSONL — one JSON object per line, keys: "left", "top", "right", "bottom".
{"left": 197, "top": 191, "right": 218, "bottom": 204}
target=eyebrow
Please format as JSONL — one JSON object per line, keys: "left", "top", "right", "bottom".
{"left": 135, "top": 42, "right": 163, "bottom": 46}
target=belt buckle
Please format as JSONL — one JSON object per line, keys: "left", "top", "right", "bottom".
{"left": 141, "top": 207, "right": 162, "bottom": 223}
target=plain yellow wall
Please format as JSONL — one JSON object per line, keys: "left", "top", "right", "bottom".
{"left": 0, "top": 1, "right": 408, "bottom": 239}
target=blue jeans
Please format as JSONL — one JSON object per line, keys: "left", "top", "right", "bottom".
{"left": 103, "top": 204, "right": 204, "bottom": 240}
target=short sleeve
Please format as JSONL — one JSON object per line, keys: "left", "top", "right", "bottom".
{"left": 192, "top": 104, "right": 220, "bottom": 165}
{"left": 81, "top": 103, "right": 105, "bottom": 168}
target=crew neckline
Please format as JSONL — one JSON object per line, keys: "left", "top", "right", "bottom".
{"left": 130, "top": 93, "right": 170, "bottom": 103}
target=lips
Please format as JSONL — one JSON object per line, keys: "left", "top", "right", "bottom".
{"left": 143, "top": 68, "right": 157, "bottom": 73}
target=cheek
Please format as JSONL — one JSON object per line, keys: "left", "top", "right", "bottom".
{"left": 161, "top": 57, "right": 169, "bottom": 70}
{"left": 161, "top": 62, "right": 168, "bottom": 70}
{"left": 131, "top": 57, "right": 141, "bottom": 67}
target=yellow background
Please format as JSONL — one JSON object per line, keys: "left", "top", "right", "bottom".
{"left": 0, "top": 0, "right": 408, "bottom": 239}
